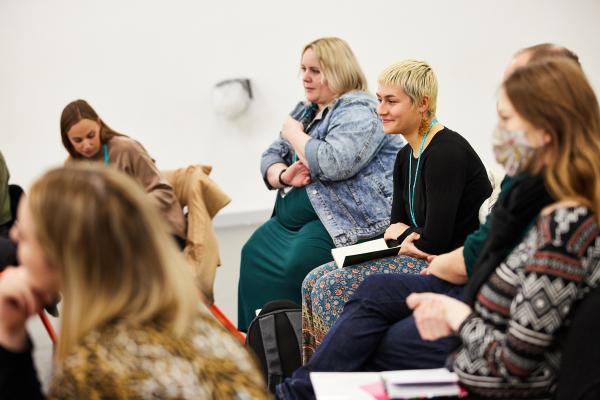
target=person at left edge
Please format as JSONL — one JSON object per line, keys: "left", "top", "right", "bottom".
{"left": 0, "top": 151, "right": 17, "bottom": 270}
{"left": 60, "top": 99, "right": 186, "bottom": 248}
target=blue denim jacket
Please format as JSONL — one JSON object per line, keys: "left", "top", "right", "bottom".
{"left": 261, "top": 91, "right": 405, "bottom": 247}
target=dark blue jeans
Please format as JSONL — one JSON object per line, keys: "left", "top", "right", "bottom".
{"left": 277, "top": 273, "right": 465, "bottom": 400}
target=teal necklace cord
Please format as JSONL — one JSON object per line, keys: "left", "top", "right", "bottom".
{"left": 103, "top": 144, "right": 109, "bottom": 165}
{"left": 407, "top": 117, "right": 438, "bottom": 228}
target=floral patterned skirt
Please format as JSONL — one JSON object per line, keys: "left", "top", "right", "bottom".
{"left": 301, "top": 255, "right": 427, "bottom": 363}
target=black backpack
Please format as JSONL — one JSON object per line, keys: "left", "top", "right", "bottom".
{"left": 246, "top": 300, "right": 302, "bottom": 393}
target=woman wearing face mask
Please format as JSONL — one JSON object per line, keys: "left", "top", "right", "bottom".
{"left": 60, "top": 100, "right": 186, "bottom": 247}
{"left": 278, "top": 56, "right": 600, "bottom": 400}
{"left": 237, "top": 37, "right": 404, "bottom": 331}
{"left": 406, "top": 57, "right": 600, "bottom": 399}
{"left": 300, "top": 60, "right": 491, "bottom": 362}
{"left": 0, "top": 165, "right": 269, "bottom": 399}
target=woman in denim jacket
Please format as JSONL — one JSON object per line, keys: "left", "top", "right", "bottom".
{"left": 237, "top": 37, "right": 403, "bottom": 330}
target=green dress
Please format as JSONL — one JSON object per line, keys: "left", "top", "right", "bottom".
{"left": 237, "top": 187, "right": 334, "bottom": 331}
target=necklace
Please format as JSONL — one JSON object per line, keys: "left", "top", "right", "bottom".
{"left": 407, "top": 118, "right": 438, "bottom": 227}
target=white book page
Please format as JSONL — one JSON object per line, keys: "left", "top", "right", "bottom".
{"left": 381, "top": 367, "right": 458, "bottom": 384}
{"left": 310, "top": 372, "right": 381, "bottom": 400}
{"left": 331, "top": 238, "right": 388, "bottom": 267}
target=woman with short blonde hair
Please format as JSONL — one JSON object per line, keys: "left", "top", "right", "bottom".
{"left": 0, "top": 165, "right": 269, "bottom": 399}
{"left": 300, "top": 59, "right": 491, "bottom": 362}
{"left": 378, "top": 59, "right": 438, "bottom": 117}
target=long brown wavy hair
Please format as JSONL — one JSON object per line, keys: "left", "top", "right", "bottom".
{"left": 60, "top": 100, "right": 124, "bottom": 159}
{"left": 504, "top": 58, "right": 600, "bottom": 221}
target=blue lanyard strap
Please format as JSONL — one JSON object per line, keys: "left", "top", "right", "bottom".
{"left": 103, "top": 144, "right": 109, "bottom": 165}
{"left": 407, "top": 118, "right": 438, "bottom": 227}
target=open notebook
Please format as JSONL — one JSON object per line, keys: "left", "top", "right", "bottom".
{"left": 331, "top": 238, "right": 400, "bottom": 268}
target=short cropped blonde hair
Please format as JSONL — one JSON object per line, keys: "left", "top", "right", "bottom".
{"left": 302, "top": 37, "right": 368, "bottom": 95}
{"left": 378, "top": 60, "right": 438, "bottom": 116}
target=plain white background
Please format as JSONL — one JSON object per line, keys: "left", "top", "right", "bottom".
{"left": 2, "top": 0, "right": 600, "bottom": 216}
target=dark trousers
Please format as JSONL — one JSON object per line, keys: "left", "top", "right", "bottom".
{"left": 277, "top": 273, "right": 464, "bottom": 400}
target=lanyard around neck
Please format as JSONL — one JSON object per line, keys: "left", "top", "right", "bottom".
{"left": 408, "top": 118, "right": 438, "bottom": 227}
{"left": 103, "top": 144, "right": 109, "bottom": 165}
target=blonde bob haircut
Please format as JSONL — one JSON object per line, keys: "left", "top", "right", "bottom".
{"left": 378, "top": 60, "right": 438, "bottom": 117}
{"left": 302, "top": 37, "right": 368, "bottom": 96}
{"left": 28, "top": 164, "right": 199, "bottom": 361}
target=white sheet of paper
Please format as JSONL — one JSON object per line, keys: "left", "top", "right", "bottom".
{"left": 310, "top": 372, "right": 382, "bottom": 400}
{"left": 380, "top": 368, "right": 458, "bottom": 384}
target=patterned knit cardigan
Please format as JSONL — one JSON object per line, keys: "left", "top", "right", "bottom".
{"left": 454, "top": 206, "right": 600, "bottom": 399}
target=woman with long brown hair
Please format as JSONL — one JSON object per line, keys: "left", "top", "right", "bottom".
{"left": 0, "top": 165, "right": 269, "bottom": 399}
{"left": 407, "top": 57, "right": 600, "bottom": 398}
{"left": 60, "top": 100, "right": 186, "bottom": 247}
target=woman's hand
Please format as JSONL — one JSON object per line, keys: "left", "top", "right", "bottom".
{"left": 407, "top": 292, "right": 472, "bottom": 340}
{"left": 399, "top": 232, "right": 431, "bottom": 259}
{"left": 281, "top": 116, "right": 304, "bottom": 142}
{"left": 281, "top": 161, "right": 312, "bottom": 188}
{"left": 281, "top": 117, "right": 310, "bottom": 163}
{"left": 0, "top": 267, "right": 44, "bottom": 351}
{"left": 384, "top": 222, "right": 410, "bottom": 241}
{"left": 419, "top": 248, "right": 468, "bottom": 285}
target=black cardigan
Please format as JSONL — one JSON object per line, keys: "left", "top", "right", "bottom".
{"left": 391, "top": 127, "right": 492, "bottom": 254}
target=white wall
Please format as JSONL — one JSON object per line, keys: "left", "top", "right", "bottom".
{"left": 1, "top": 0, "right": 600, "bottom": 216}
